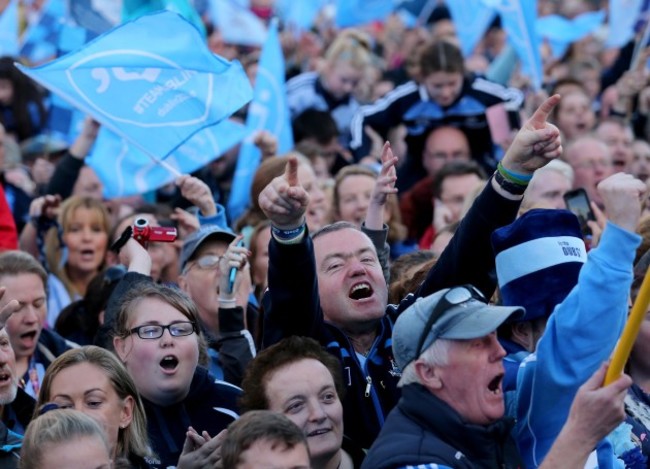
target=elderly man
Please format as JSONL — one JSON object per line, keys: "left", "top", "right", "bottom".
{"left": 259, "top": 96, "right": 564, "bottom": 448}
{"left": 563, "top": 135, "right": 614, "bottom": 208}
{"left": 361, "top": 286, "right": 632, "bottom": 469}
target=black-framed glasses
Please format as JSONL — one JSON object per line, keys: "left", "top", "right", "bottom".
{"left": 414, "top": 285, "right": 487, "bottom": 359}
{"left": 130, "top": 321, "right": 197, "bottom": 340}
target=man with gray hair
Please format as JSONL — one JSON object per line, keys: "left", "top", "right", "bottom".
{"left": 521, "top": 159, "right": 573, "bottom": 211}
{"left": 563, "top": 135, "right": 614, "bottom": 208}
{"left": 362, "top": 285, "right": 633, "bottom": 469}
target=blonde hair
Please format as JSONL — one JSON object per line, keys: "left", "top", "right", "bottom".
{"left": 45, "top": 196, "right": 110, "bottom": 298}
{"left": 324, "top": 29, "right": 373, "bottom": 70}
{"left": 20, "top": 409, "right": 109, "bottom": 469}
{"left": 36, "top": 346, "right": 152, "bottom": 461}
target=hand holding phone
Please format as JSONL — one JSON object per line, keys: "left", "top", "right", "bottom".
{"left": 228, "top": 239, "right": 245, "bottom": 294}
{"left": 564, "top": 188, "right": 596, "bottom": 237}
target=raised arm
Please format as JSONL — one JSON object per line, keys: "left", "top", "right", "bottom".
{"left": 412, "top": 95, "right": 563, "bottom": 302}
{"left": 258, "top": 157, "right": 322, "bottom": 346}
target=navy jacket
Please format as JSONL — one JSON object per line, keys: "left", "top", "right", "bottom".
{"left": 349, "top": 74, "right": 522, "bottom": 190}
{"left": 362, "top": 384, "right": 523, "bottom": 469}
{"left": 263, "top": 178, "right": 521, "bottom": 448}
{"left": 144, "top": 366, "right": 240, "bottom": 468}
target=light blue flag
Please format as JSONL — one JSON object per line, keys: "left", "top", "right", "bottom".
{"left": 536, "top": 10, "right": 605, "bottom": 58}
{"left": 606, "top": 0, "right": 644, "bottom": 47}
{"left": 17, "top": 11, "right": 253, "bottom": 162}
{"left": 19, "top": 0, "right": 66, "bottom": 64}
{"left": 446, "top": 0, "right": 496, "bottom": 57}
{"left": 275, "top": 0, "right": 327, "bottom": 31}
{"left": 492, "top": 0, "right": 543, "bottom": 90}
{"left": 335, "top": 0, "right": 395, "bottom": 27}
{"left": 88, "top": 119, "right": 250, "bottom": 198}
{"left": 209, "top": 0, "right": 267, "bottom": 47}
{"left": 122, "top": 0, "right": 206, "bottom": 37}
{"left": 227, "top": 19, "right": 293, "bottom": 224}
{"left": 0, "top": 0, "right": 19, "bottom": 57}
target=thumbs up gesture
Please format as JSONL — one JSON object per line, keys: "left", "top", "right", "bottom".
{"left": 258, "top": 156, "right": 310, "bottom": 229}
{"left": 501, "top": 94, "right": 563, "bottom": 175}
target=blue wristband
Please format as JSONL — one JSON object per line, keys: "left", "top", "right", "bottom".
{"left": 497, "top": 162, "right": 533, "bottom": 184}
{"left": 271, "top": 224, "right": 306, "bottom": 241}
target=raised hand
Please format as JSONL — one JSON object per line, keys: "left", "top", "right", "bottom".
{"left": 0, "top": 287, "right": 19, "bottom": 330}
{"left": 366, "top": 142, "right": 398, "bottom": 230}
{"left": 176, "top": 175, "right": 216, "bottom": 217}
{"left": 501, "top": 94, "right": 562, "bottom": 175}
{"left": 258, "top": 156, "right": 310, "bottom": 229}
{"left": 218, "top": 235, "right": 250, "bottom": 305}
{"left": 253, "top": 130, "right": 278, "bottom": 159}
{"left": 28, "top": 194, "right": 61, "bottom": 221}
{"left": 597, "top": 172, "right": 647, "bottom": 232}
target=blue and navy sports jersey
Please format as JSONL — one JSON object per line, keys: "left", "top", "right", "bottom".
{"left": 350, "top": 73, "right": 523, "bottom": 178}
{"left": 286, "top": 71, "right": 360, "bottom": 144}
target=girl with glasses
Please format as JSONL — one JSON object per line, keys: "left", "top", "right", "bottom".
{"left": 112, "top": 280, "right": 240, "bottom": 468}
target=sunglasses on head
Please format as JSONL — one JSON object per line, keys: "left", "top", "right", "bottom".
{"left": 414, "top": 285, "right": 487, "bottom": 359}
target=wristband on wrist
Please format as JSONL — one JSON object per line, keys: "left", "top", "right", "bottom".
{"left": 218, "top": 297, "right": 237, "bottom": 306}
{"left": 271, "top": 223, "right": 306, "bottom": 241}
{"left": 493, "top": 171, "right": 528, "bottom": 195}
{"left": 497, "top": 162, "right": 533, "bottom": 184}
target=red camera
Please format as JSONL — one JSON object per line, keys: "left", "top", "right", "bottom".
{"left": 132, "top": 218, "right": 177, "bottom": 247}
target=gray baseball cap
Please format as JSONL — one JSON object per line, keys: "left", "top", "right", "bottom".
{"left": 392, "top": 286, "right": 524, "bottom": 370}
{"left": 180, "top": 224, "right": 236, "bottom": 270}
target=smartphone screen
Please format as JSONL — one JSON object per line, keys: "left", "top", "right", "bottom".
{"left": 563, "top": 188, "right": 595, "bottom": 237}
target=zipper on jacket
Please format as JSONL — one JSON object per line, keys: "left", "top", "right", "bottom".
{"left": 365, "top": 375, "right": 372, "bottom": 397}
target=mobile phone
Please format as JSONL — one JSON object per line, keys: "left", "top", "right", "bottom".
{"left": 227, "top": 239, "right": 245, "bottom": 294}
{"left": 563, "top": 188, "right": 596, "bottom": 237}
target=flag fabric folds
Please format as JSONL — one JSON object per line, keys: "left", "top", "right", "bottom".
{"left": 536, "top": 10, "right": 605, "bottom": 58}
{"left": 335, "top": 0, "right": 395, "bottom": 27}
{"left": 227, "top": 19, "right": 293, "bottom": 224}
{"left": 88, "top": 119, "right": 250, "bottom": 198}
{"left": 492, "top": 0, "right": 543, "bottom": 91}
{"left": 209, "top": 0, "right": 268, "bottom": 47}
{"left": 17, "top": 11, "right": 253, "bottom": 161}
{"left": 0, "top": 0, "right": 19, "bottom": 57}
{"left": 446, "top": 0, "right": 497, "bottom": 57}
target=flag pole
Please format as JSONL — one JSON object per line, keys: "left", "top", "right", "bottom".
{"left": 604, "top": 265, "right": 650, "bottom": 385}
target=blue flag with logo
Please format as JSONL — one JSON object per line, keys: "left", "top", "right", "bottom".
{"left": 227, "top": 19, "right": 293, "bottom": 224}
{"left": 536, "top": 10, "right": 605, "bottom": 58}
{"left": 492, "top": 0, "right": 542, "bottom": 90}
{"left": 446, "top": 0, "right": 496, "bottom": 57}
{"left": 209, "top": 0, "right": 267, "bottom": 47}
{"left": 0, "top": 0, "right": 19, "bottom": 57}
{"left": 17, "top": 11, "right": 253, "bottom": 161}
{"left": 335, "top": 0, "right": 395, "bottom": 27}
{"left": 88, "top": 119, "right": 250, "bottom": 198}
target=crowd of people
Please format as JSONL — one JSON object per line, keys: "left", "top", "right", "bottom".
{"left": 2, "top": 0, "right": 650, "bottom": 467}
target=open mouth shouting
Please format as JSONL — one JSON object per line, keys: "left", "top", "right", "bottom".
{"left": 19, "top": 330, "right": 38, "bottom": 350}
{"left": 487, "top": 373, "right": 504, "bottom": 396}
{"left": 159, "top": 355, "right": 179, "bottom": 374}
{"left": 349, "top": 282, "right": 373, "bottom": 301}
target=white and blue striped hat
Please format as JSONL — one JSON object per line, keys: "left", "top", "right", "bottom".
{"left": 491, "top": 209, "right": 587, "bottom": 322}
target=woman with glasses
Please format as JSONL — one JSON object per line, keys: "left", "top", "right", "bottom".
{"left": 35, "top": 346, "right": 154, "bottom": 467}
{"left": 112, "top": 279, "right": 240, "bottom": 468}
